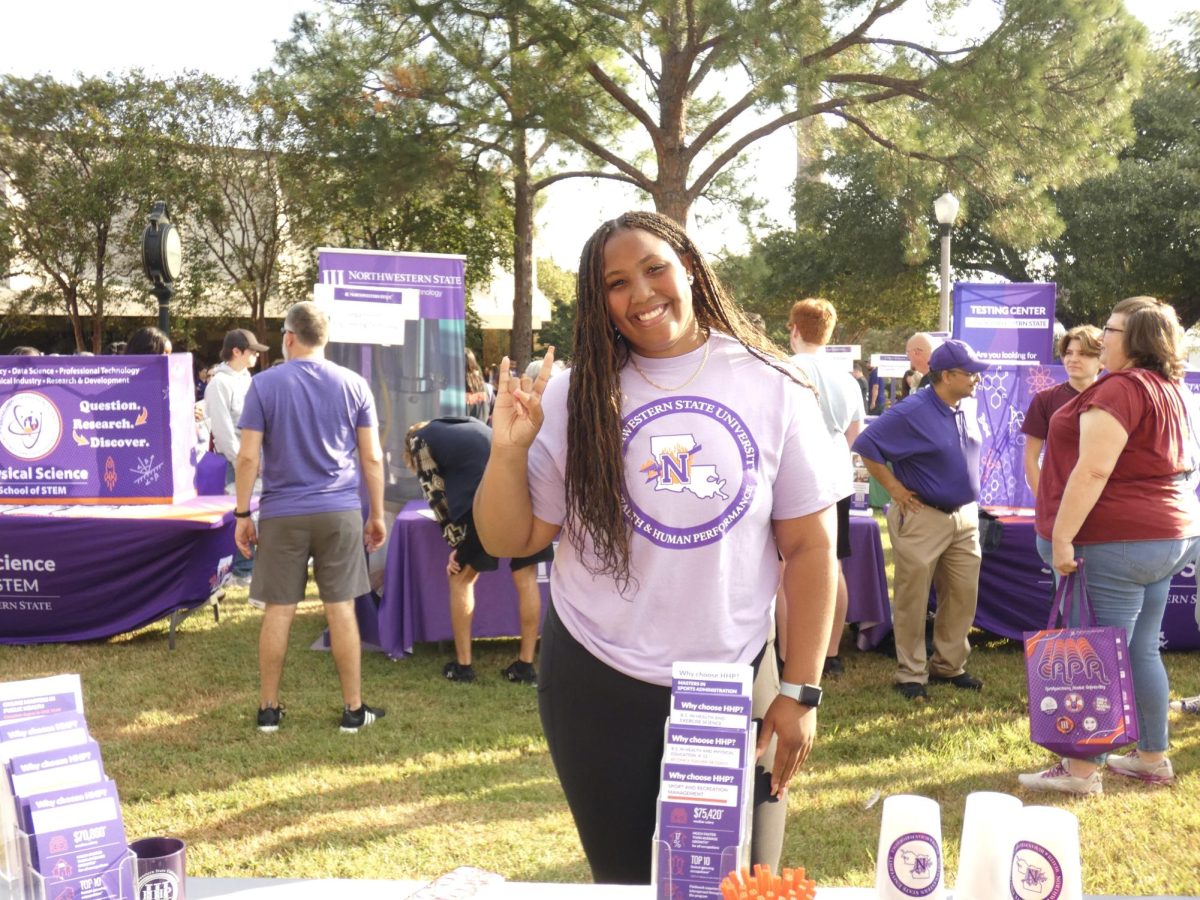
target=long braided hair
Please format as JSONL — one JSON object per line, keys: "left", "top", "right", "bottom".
{"left": 565, "top": 210, "right": 810, "bottom": 591}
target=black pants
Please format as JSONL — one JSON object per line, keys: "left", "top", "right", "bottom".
{"left": 538, "top": 602, "right": 785, "bottom": 884}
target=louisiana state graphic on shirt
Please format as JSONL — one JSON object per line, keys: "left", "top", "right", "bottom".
{"left": 621, "top": 395, "right": 759, "bottom": 549}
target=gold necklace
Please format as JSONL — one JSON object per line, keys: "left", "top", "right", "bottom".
{"left": 628, "top": 338, "right": 711, "bottom": 392}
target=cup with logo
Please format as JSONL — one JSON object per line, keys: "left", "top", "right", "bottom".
{"left": 129, "top": 836, "right": 186, "bottom": 900}
{"left": 875, "top": 794, "right": 944, "bottom": 900}
{"left": 1008, "top": 806, "right": 1082, "bottom": 900}
{"left": 955, "top": 791, "right": 1023, "bottom": 900}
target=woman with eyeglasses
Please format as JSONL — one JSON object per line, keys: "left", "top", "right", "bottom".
{"left": 1019, "top": 297, "right": 1200, "bottom": 796}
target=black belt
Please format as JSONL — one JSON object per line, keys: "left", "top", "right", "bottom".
{"left": 926, "top": 502, "right": 963, "bottom": 515}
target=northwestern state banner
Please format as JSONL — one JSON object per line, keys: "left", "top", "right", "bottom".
{"left": 952, "top": 282, "right": 1055, "bottom": 365}
{"left": 0, "top": 356, "right": 197, "bottom": 504}
{"left": 316, "top": 247, "right": 468, "bottom": 501}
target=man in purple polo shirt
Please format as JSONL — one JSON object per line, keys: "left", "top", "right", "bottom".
{"left": 851, "top": 339, "right": 988, "bottom": 701}
{"left": 234, "top": 301, "right": 387, "bottom": 733}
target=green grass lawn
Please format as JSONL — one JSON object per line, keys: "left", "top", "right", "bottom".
{"left": 3, "top": 575, "right": 1200, "bottom": 893}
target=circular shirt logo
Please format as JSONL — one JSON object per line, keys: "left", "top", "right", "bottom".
{"left": 1011, "top": 840, "right": 1063, "bottom": 900}
{"left": 887, "top": 832, "right": 941, "bottom": 897}
{"left": 137, "top": 869, "right": 180, "bottom": 900}
{"left": 621, "top": 396, "right": 760, "bottom": 549}
{"left": 0, "top": 391, "right": 63, "bottom": 461}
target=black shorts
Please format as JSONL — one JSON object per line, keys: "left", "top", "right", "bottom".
{"left": 836, "top": 494, "right": 852, "bottom": 560}
{"left": 454, "top": 511, "right": 554, "bottom": 573}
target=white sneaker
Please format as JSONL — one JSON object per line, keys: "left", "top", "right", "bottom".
{"left": 1169, "top": 695, "right": 1200, "bottom": 714}
{"left": 1017, "top": 759, "right": 1103, "bottom": 796}
{"left": 1105, "top": 750, "right": 1174, "bottom": 785}
{"left": 247, "top": 597, "right": 266, "bottom": 610}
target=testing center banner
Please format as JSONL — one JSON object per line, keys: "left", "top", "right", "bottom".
{"left": 952, "top": 283, "right": 1056, "bottom": 366}
{"left": 0, "top": 355, "right": 197, "bottom": 504}
{"left": 316, "top": 247, "right": 468, "bottom": 501}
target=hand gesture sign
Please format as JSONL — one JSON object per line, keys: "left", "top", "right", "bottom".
{"left": 491, "top": 348, "right": 555, "bottom": 450}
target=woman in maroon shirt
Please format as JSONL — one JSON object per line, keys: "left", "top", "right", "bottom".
{"left": 1019, "top": 297, "right": 1200, "bottom": 796}
{"left": 1021, "top": 325, "right": 1102, "bottom": 497}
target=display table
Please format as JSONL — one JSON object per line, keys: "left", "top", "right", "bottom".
{"left": 367, "top": 502, "right": 891, "bottom": 659}
{"left": 189, "top": 879, "right": 1173, "bottom": 900}
{"left": 0, "top": 496, "right": 238, "bottom": 647}
{"left": 976, "top": 513, "right": 1200, "bottom": 649}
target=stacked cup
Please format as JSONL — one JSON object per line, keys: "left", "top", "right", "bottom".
{"left": 955, "top": 791, "right": 1022, "bottom": 900}
{"left": 876, "top": 794, "right": 1082, "bottom": 900}
{"left": 875, "top": 795, "right": 944, "bottom": 900}
{"left": 1007, "top": 806, "right": 1083, "bottom": 900}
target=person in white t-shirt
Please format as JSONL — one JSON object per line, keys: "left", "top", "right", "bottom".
{"left": 473, "top": 211, "right": 840, "bottom": 885}
{"left": 787, "top": 298, "right": 864, "bottom": 679}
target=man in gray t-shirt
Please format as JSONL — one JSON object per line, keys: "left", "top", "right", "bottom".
{"left": 234, "top": 301, "right": 388, "bottom": 734}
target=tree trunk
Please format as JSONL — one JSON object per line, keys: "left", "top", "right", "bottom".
{"left": 652, "top": 22, "right": 693, "bottom": 226}
{"left": 509, "top": 129, "right": 535, "bottom": 374}
{"left": 66, "top": 286, "right": 84, "bottom": 353}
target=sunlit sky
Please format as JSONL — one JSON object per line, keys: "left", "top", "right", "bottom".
{"left": 3, "top": 1, "right": 1192, "bottom": 270}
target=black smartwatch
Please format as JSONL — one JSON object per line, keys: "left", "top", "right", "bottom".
{"left": 233, "top": 509, "right": 253, "bottom": 519}
{"left": 778, "top": 680, "right": 823, "bottom": 709}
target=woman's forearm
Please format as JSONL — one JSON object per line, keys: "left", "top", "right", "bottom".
{"left": 474, "top": 445, "right": 538, "bottom": 557}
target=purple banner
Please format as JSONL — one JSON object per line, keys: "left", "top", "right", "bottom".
{"left": 317, "top": 248, "right": 469, "bottom": 502}
{"left": 0, "top": 355, "right": 197, "bottom": 504}
{"left": 317, "top": 248, "right": 466, "bottom": 321}
{"left": 972, "top": 364, "right": 1066, "bottom": 509}
{"left": 952, "top": 282, "right": 1056, "bottom": 365}
{"left": 0, "top": 498, "right": 236, "bottom": 644}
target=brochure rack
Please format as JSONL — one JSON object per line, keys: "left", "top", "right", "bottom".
{"left": 652, "top": 662, "right": 758, "bottom": 900}
{"left": 0, "top": 828, "right": 132, "bottom": 900}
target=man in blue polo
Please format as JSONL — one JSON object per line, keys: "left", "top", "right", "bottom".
{"left": 852, "top": 339, "right": 988, "bottom": 701}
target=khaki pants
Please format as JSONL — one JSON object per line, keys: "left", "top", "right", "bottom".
{"left": 886, "top": 503, "right": 981, "bottom": 684}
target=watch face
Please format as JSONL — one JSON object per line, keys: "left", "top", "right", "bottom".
{"left": 163, "top": 226, "right": 182, "bottom": 280}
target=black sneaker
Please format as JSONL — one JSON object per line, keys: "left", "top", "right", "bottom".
{"left": 929, "top": 671, "right": 984, "bottom": 691}
{"left": 822, "top": 656, "right": 844, "bottom": 679}
{"left": 893, "top": 682, "right": 928, "bottom": 702}
{"left": 443, "top": 661, "right": 476, "bottom": 683}
{"left": 340, "top": 703, "right": 385, "bottom": 733}
{"left": 257, "top": 705, "right": 284, "bottom": 733}
{"left": 501, "top": 660, "right": 537, "bottom": 684}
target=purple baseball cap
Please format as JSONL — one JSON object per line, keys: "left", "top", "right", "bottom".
{"left": 928, "top": 339, "right": 989, "bottom": 374}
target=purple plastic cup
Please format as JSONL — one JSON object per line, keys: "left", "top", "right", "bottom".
{"left": 129, "top": 836, "right": 186, "bottom": 900}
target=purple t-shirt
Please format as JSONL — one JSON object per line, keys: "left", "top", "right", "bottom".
{"left": 527, "top": 334, "right": 841, "bottom": 686}
{"left": 238, "top": 358, "right": 377, "bottom": 519}
{"left": 852, "top": 387, "right": 982, "bottom": 511}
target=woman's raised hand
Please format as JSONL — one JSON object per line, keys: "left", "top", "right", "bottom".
{"left": 491, "top": 348, "right": 555, "bottom": 450}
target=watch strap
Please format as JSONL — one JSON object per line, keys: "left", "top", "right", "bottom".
{"left": 233, "top": 509, "right": 253, "bottom": 519}
{"left": 779, "top": 680, "right": 822, "bottom": 708}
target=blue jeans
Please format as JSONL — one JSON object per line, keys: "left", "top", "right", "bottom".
{"left": 226, "top": 461, "right": 255, "bottom": 578}
{"left": 1036, "top": 535, "right": 1200, "bottom": 754}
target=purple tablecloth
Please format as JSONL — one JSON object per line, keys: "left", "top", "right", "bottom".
{"left": 373, "top": 501, "right": 891, "bottom": 658}
{"left": 976, "top": 516, "right": 1200, "bottom": 650}
{"left": 0, "top": 497, "right": 237, "bottom": 644}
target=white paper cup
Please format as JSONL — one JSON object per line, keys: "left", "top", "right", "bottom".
{"left": 1009, "top": 806, "right": 1082, "bottom": 900}
{"left": 955, "top": 791, "right": 1023, "bottom": 900}
{"left": 875, "top": 794, "right": 944, "bottom": 900}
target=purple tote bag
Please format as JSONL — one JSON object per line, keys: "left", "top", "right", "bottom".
{"left": 1023, "top": 560, "right": 1139, "bottom": 757}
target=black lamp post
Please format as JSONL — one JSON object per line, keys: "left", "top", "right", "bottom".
{"left": 142, "top": 201, "right": 182, "bottom": 334}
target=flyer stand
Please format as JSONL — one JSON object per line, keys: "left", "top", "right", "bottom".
{"left": 0, "top": 827, "right": 133, "bottom": 900}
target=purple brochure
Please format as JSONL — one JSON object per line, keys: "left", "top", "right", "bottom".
{"left": 0, "top": 674, "right": 84, "bottom": 722}
{"left": 659, "top": 801, "right": 742, "bottom": 833}
{"left": 8, "top": 741, "right": 104, "bottom": 799}
{"left": 671, "top": 678, "right": 746, "bottom": 697}
{"left": 664, "top": 725, "right": 746, "bottom": 770}
{"left": 0, "top": 711, "right": 89, "bottom": 763}
{"left": 669, "top": 694, "right": 752, "bottom": 731}
{"left": 25, "top": 779, "right": 127, "bottom": 879}
{"left": 660, "top": 764, "right": 743, "bottom": 809}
